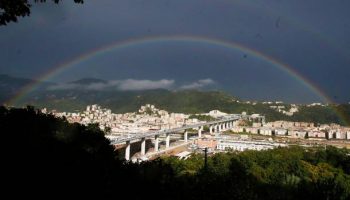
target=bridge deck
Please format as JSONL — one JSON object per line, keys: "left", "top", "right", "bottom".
{"left": 108, "top": 115, "right": 243, "bottom": 144}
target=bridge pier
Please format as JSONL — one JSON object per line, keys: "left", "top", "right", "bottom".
{"left": 125, "top": 141, "right": 130, "bottom": 161}
{"left": 109, "top": 116, "right": 245, "bottom": 161}
{"left": 166, "top": 133, "right": 170, "bottom": 148}
{"left": 154, "top": 135, "right": 159, "bottom": 152}
{"left": 141, "top": 137, "right": 146, "bottom": 156}
{"left": 198, "top": 126, "right": 202, "bottom": 138}
{"left": 209, "top": 125, "right": 213, "bottom": 134}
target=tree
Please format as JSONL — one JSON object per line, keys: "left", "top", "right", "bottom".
{"left": 1, "top": 105, "right": 118, "bottom": 198}
{"left": 0, "top": 0, "right": 83, "bottom": 26}
{"left": 104, "top": 126, "right": 111, "bottom": 135}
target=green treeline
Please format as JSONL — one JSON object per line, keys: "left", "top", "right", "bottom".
{"left": 1, "top": 106, "right": 350, "bottom": 199}
{"left": 160, "top": 147, "right": 350, "bottom": 200}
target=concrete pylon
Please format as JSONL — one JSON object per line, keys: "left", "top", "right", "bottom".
{"left": 125, "top": 141, "right": 131, "bottom": 161}
{"left": 209, "top": 125, "right": 213, "bottom": 134}
{"left": 154, "top": 135, "right": 159, "bottom": 152}
{"left": 141, "top": 137, "right": 146, "bottom": 156}
{"left": 198, "top": 126, "right": 202, "bottom": 138}
{"left": 166, "top": 133, "right": 170, "bottom": 148}
{"left": 184, "top": 130, "right": 188, "bottom": 142}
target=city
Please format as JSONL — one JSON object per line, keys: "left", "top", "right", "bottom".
{"left": 44, "top": 104, "right": 350, "bottom": 162}
{"left": 2, "top": 1, "right": 350, "bottom": 199}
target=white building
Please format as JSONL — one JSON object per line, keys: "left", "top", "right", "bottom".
{"left": 308, "top": 131, "right": 326, "bottom": 139}
{"left": 216, "top": 140, "right": 286, "bottom": 151}
{"left": 259, "top": 128, "right": 273, "bottom": 136}
{"left": 231, "top": 126, "right": 244, "bottom": 133}
{"left": 336, "top": 131, "right": 347, "bottom": 140}
{"left": 245, "top": 127, "right": 259, "bottom": 134}
{"left": 289, "top": 130, "right": 307, "bottom": 139}
{"left": 275, "top": 128, "right": 287, "bottom": 136}
{"left": 207, "top": 110, "right": 227, "bottom": 118}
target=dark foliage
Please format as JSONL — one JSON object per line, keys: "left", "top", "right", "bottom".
{"left": 1, "top": 105, "right": 118, "bottom": 198}
{"left": 1, "top": 106, "right": 349, "bottom": 199}
{"left": 0, "top": 0, "right": 83, "bottom": 25}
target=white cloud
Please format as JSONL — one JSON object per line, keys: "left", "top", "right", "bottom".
{"left": 179, "top": 78, "right": 215, "bottom": 90}
{"left": 118, "top": 79, "right": 175, "bottom": 90}
{"left": 47, "top": 79, "right": 174, "bottom": 91}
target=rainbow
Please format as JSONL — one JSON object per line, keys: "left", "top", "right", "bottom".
{"left": 6, "top": 35, "right": 349, "bottom": 125}
{"left": 7, "top": 35, "right": 329, "bottom": 103}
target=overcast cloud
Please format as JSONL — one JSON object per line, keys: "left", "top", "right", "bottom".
{"left": 1, "top": 0, "right": 350, "bottom": 102}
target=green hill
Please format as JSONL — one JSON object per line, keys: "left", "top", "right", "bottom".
{"left": 1, "top": 75, "right": 349, "bottom": 126}
{"left": 13, "top": 89, "right": 350, "bottom": 126}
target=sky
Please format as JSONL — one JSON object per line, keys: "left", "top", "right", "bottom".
{"left": 0, "top": 0, "right": 349, "bottom": 103}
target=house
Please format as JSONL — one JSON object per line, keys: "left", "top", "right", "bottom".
{"left": 246, "top": 127, "right": 259, "bottom": 134}
{"left": 231, "top": 126, "right": 244, "bottom": 133}
{"left": 275, "top": 128, "right": 287, "bottom": 136}
{"left": 259, "top": 128, "right": 273, "bottom": 136}
{"left": 289, "top": 130, "right": 307, "bottom": 138}
{"left": 308, "top": 131, "right": 326, "bottom": 138}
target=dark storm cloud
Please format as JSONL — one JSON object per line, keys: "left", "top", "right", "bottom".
{"left": 0, "top": 0, "right": 349, "bottom": 103}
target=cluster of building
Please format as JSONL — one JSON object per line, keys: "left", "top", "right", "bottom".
{"left": 269, "top": 104, "right": 299, "bottom": 116}
{"left": 47, "top": 104, "right": 202, "bottom": 135}
{"left": 41, "top": 104, "right": 349, "bottom": 158}
{"left": 232, "top": 120, "right": 350, "bottom": 140}
{"left": 194, "top": 134, "right": 286, "bottom": 153}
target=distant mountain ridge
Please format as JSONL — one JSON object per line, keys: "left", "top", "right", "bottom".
{"left": 1, "top": 74, "right": 349, "bottom": 126}
{"left": 0, "top": 74, "right": 54, "bottom": 103}
{"left": 69, "top": 78, "right": 108, "bottom": 84}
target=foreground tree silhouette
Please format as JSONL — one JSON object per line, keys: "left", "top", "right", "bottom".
{"left": 0, "top": 0, "right": 83, "bottom": 25}
{"left": 1, "top": 105, "right": 119, "bottom": 198}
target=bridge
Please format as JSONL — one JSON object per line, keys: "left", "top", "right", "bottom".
{"left": 106, "top": 114, "right": 263, "bottom": 161}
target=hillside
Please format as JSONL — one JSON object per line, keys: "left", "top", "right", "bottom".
{"left": 17, "top": 89, "right": 350, "bottom": 125}
{"left": 1, "top": 75, "right": 349, "bottom": 125}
